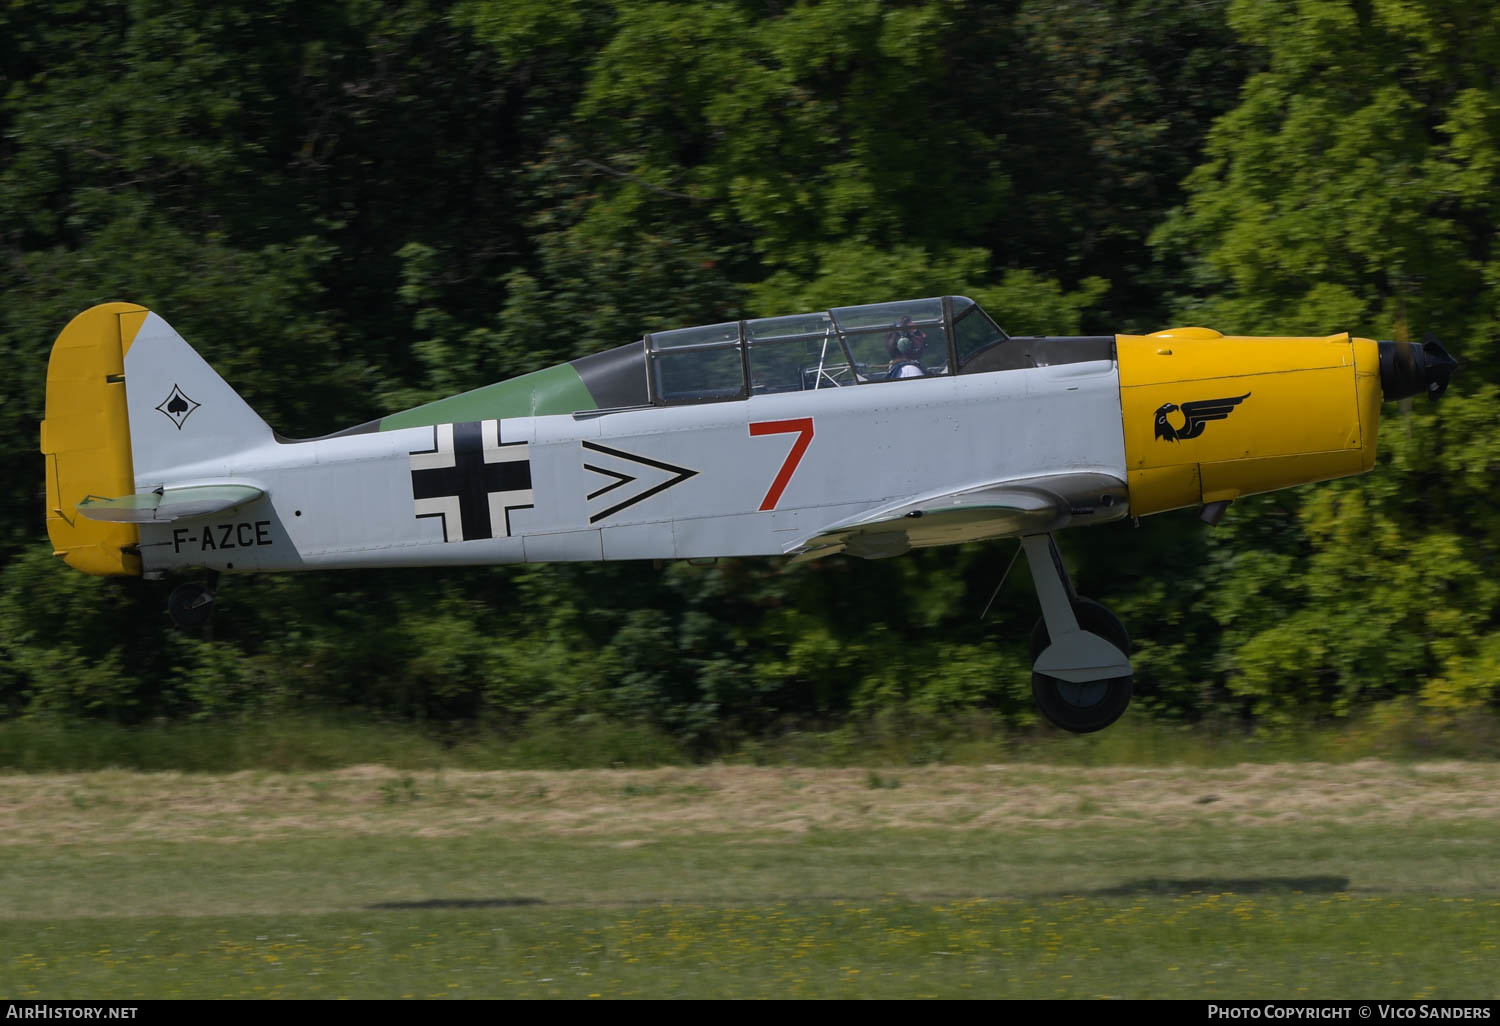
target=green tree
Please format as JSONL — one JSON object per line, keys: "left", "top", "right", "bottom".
{"left": 1156, "top": 0, "right": 1500, "bottom": 717}
{"left": 1, "top": 0, "right": 1283, "bottom": 738}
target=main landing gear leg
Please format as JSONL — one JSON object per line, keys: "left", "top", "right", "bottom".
{"left": 1020, "top": 534, "right": 1133, "bottom": 733}
{"left": 167, "top": 571, "right": 218, "bottom": 630}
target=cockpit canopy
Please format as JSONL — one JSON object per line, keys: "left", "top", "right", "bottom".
{"left": 645, "top": 296, "right": 1009, "bottom": 405}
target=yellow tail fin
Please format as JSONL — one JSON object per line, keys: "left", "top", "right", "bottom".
{"left": 40, "top": 303, "right": 148, "bottom": 576}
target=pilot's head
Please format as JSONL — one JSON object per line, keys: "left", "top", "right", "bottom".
{"left": 887, "top": 317, "right": 927, "bottom": 360}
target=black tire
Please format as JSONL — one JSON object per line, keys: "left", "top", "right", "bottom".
{"left": 167, "top": 583, "right": 215, "bottom": 629}
{"left": 1030, "top": 597, "right": 1133, "bottom": 734}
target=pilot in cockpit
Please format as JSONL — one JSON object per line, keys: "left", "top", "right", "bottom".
{"left": 885, "top": 317, "right": 927, "bottom": 379}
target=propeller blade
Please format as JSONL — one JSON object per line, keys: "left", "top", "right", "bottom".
{"left": 1394, "top": 299, "right": 1414, "bottom": 377}
{"left": 1421, "top": 333, "right": 1458, "bottom": 400}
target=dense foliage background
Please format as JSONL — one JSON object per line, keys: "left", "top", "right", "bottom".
{"left": 3, "top": 0, "right": 1498, "bottom": 744}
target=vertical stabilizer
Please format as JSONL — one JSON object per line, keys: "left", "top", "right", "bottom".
{"left": 123, "top": 312, "right": 273, "bottom": 482}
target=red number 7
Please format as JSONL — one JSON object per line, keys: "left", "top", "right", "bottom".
{"left": 749, "top": 418, "right": 814, "bottom": 511}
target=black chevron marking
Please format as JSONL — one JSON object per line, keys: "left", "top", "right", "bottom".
{"left": 581, "top": 440, "right": 699, "bottom": 524}
{"left": 584, "top": 464, "right": 634, "bottom": 501}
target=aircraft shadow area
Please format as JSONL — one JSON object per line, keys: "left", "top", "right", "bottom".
{"left": 1081, "top": 875, "right": 1350, "bottom": 898}
{"left": 364, "top": 897, "right": 546, "bottom": 910}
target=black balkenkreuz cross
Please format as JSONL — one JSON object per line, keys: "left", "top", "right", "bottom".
{"left": 409, "top": 420, "right": 533, "bottom": 542}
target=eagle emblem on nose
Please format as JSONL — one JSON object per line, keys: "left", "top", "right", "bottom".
{"left": 1153, "top": 393, "right": 1250, "bottom": 442}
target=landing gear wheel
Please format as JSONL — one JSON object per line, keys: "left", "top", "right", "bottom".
{"left": 167, "top": 583, "right": 215, "bottom": 629}
{"left": 1029, "top": 597, "right": 1133, "bottom": 734}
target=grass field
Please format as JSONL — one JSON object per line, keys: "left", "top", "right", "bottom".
{"left": 3, "top": 761, "right": 1499, "bottom": 998}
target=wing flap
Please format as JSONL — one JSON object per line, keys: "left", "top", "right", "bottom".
{"left": 76, "top": 484, "right": 265, "bottom": 523}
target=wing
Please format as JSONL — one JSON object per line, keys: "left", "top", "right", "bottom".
{"left": 785, "top": 472, "right": 1128, "bottom": 564}
{"left": 1178, "top": 392, "right": 1250, "bottom": 439}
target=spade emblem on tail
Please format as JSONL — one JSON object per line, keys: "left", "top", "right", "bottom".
{"left": 155, "top": 384, "right": 201, "bottom": 430}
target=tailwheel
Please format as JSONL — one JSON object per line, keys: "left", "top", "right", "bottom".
{"left": 167, "top": 581, "right": 216, "bottom": 629}
{"left": 1029, "top": 597, "right": 1133, "bottom": 734}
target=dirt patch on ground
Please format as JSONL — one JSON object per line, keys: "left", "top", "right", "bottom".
{"left": 2, "top": 760, "right": 1497, "bottom": 846}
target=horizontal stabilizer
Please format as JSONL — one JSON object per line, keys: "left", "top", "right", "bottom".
{"left": 76, "top": 484, "right": 265, "bottom": 523}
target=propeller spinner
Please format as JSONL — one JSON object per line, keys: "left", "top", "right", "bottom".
{"left": 1376, "top": 334, "right": 1458, "bottom": 402}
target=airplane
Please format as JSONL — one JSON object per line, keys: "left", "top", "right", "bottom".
{"left": 39, "top": 296, "right": 1457, "bottom": 733}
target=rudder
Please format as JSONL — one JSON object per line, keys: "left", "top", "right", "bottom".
{"left": 41, "top": 304, "right": 146, "bottom": 576}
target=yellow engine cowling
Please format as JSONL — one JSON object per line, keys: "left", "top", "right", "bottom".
{"left": 1117, "top": 328, "right": 1383, "bottom": 517}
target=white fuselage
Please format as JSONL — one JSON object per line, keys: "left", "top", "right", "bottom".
{"left": 136, "top": 360, "right": 1127, "bottom": 575}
